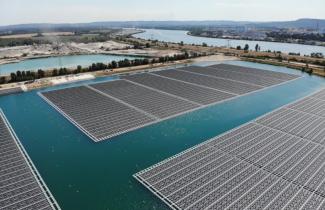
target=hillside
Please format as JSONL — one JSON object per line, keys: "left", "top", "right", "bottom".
{"left": 1, "top": 19, "right": 325, "bottom": 34}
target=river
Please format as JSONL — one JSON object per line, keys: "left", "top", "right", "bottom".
{"left": 134, "top": 29, "right": 325, "bottom": 55}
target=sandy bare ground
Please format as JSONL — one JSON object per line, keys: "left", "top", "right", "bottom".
{"left": 0, "top": 33, "right": 38, "bottom": 39}
{"left": 70, "top": 41, "right": 131, "bottom": 53}
{"left": 0, "top": 32, "right": 75, "bottom": 39}
{"left": 108, "top": 48, "right": 181, "bottom": 57}
{"left": 0, "top": 45, "right": 180, "bottom": 66}
{"left": 192, "top": 54, "right": 239, "bottom": 62}
{"left": 0, "top": 41, "right": 133, "bottom": 64}
{"left": 50, "top": 74, "right": 95, "bottom": 85}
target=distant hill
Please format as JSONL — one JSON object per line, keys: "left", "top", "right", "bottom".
{"left": 257, "top": 19, "right": 325, "bottom": 29}
{"left": 0, "top": 21, "right": 252, "bottom": 32}
{"left": 1, "top": 19, "right": 325, "bottom": 34}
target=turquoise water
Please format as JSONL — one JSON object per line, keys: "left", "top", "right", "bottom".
{"left": 134, "top": 29, "right": 325, "bottom": 55}
{"left": 0, "top": 61, "right": 324, "bottom": 210}
{"left": 0, "top": 54, "right": 142, "bottom": 75}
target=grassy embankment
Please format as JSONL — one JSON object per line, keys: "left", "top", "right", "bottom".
{"left": 120, "top": 36, "right": 325, "bottom": 77}
{"left": 1, "top": 34, "right": 324, "bottom": 91}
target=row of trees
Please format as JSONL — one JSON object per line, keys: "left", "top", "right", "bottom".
{"left": 4, "top": 52, "right": 201, "bottom": 84}
{"left": 236, "top": 44, "right": 261, "bottom": 52}
{"left": 311, "top": 52, "right": 324, "bottom": 59}
{"left": 267, "top": 32, "right": 325, "bottom": 43}
{"left": 9, "top": 69, "right": 45, "bottom": 82}
{"left": 0, "top": 77, "right": 6, "bottom": 84}
{"left": 82, "top": 54, "right": 195, "bottom": 73}
{"left": 0, "top": 39, "right": 51, "bottom": 48}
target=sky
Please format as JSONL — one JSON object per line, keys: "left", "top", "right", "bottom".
{"left": 1, "top": 0, "right": 325, "bottom": 26}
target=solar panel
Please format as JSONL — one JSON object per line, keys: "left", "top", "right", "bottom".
{"left": 0, "top": 109, "right": 60, "bottom": 210}
{"left": 213, "top": 63, "right": 299, "bottom": 80}
{"left": 40, "top": 64, "right": 300, "bottom": 142}
{"left": 89, "top": 80, "right": 199, "bottom": 119}
{"left": 181, "top": 65, "right": 299, "bottom": 87}
{"left": 134, "top": 88, "right": 325, "bottom": 210}
{"left": 122, "top": 73, "right": 235, "bottom": 105}
{"left": 151, "top": 69, "right": 262, "bottom": 95}
{"left": 40, "top": 86, "right": 155, "bottom": 142}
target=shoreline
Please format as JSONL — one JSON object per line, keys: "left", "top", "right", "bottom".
{"left": 241, "top": 57, "right": 325, "bottom": 77}
{"left": 186, "top": 31, "right": 325, "bottom": 48}
{"left": 0, "top": 54, "right": 238, "bottom": 92}
{"left": 0, "top": 51, "right": 153, "bottom": 66}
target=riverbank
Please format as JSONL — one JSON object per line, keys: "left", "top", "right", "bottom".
{"left": 134, "top": 29, "right": 325, "bottom": 56}
{"left": 127, "top": 35, "right": 325, "bottom": 78}
{"left": 0, "top": 41, "right": 130, "bottom": 65}
{"left": 241, "top": 57, "right": 325, "bottom": 77}
{"left": 0, "top": 48, "right": 178, "bottom": 65}
{"left": 0, "top": 54, "right": 237, "bottom": 92}
{"left": 187, "top": 31, "right": 325, "bottom": 48}
{"left": 0, "top": 28, "right": 149, "bottom": 66}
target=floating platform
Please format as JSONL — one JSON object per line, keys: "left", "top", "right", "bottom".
{"left": 39, "top": 64, "right": 300, "bottom": 142}
{"left": 134, "top": 88, "right": 325, "bottom": 210}
{"left": 0, "top": 109, "right": 60, "bottom": 210}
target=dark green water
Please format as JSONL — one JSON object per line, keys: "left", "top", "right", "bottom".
{"left": 0, "top": 61, "right": 324, "bottom": 210}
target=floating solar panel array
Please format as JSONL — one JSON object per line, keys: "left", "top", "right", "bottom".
{"left": 134, "top": 88, "right": 325, "bottom": 210}
{"left": 181, "top": 64, "right": 294, "bottom": 87}
{"left": 0, "top": 109, "right": 60, "bottom": 210}
{"left": 39, "top": 64, "right": 300, "bottom": 142}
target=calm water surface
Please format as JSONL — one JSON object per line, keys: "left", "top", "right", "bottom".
{"left": 0, "top": 54, "right": 142, "bottom": 75}
{"left": 0, "top": 61, "right": 324, "bottom": 210}
{"left": 134, "top": 29, "right": 325, "bottom": 55}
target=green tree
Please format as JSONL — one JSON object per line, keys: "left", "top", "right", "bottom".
{"left": 10, "top": 73, "right": 17, "bottom": 82}
{"left": 16, "top": 71, "right": 22, "bottom": 81}
{"left": 21, "top": 71, "right": 26, "bottom": 81}
{"left": 142, "top": 59, "right": 149, "bottom": 65}
{"left": 159, "top": 57, "right": 165, "bottom": 63}
{"left": 37, "top": 69, "right": 45, "bottom": 78}
{"left": 77, "top": 65, "right": 82, "bottom": 72}
{"left": 26, "top": 71, "right": 32, "bottom": 80}
{"left": 58, "top": 68, "right": 68, "bottom": 75}
{"left": 52, "top": 69, "right": 58, "bottom": 76}
{"left": 184, "top": 51, "right": 189, "bottom": 59}
{"left": 111, "top": 61, "right": 117, "bottom": 68}
{"left": 0, "top": 76, "right": 6, "bottom": 84}
{"left": 244, "top": 44, "right": 249, "bottom": 51}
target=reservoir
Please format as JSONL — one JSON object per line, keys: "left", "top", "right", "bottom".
{"left": 0, "top": 54, "right": 142, "bottom": 75}
{"left": 0, "top": 61, "right": 324, "bottom": 209}
{"left": 134, "top": 29, "right": 325, "bottom": 55}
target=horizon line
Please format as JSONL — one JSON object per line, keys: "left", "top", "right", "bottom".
{"left": 1, "top": 18, "right": 323, "bottom": 28}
